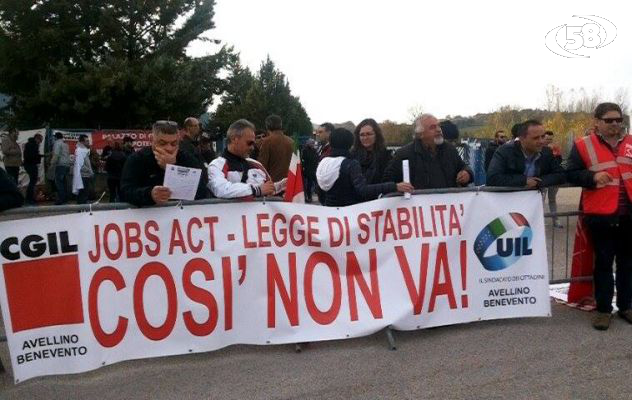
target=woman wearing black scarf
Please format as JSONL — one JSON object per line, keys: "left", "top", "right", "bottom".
{"left": 350, "top": 118, "right": 392, "bottom": 184}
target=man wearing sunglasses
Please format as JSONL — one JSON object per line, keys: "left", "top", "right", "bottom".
{"left": 383, "top": 113, "right": 473, "bottom": 189}
{"left": 484, "top": 130, "right": 507, "bottom": 172}
{"left": 120, "top": 120, "right": 208, "bottom": 206}
{"left": 208, "top": 119, "right": 284, "bottom": 199}
{"left": 566, "top": 102, "right": 632, "bottom": 330}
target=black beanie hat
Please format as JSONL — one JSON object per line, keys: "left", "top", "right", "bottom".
{"left": 330, "top": 128, "right": 354, "bottom": 151}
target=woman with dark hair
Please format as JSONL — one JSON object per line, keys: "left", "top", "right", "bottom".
{"left": 317, "top": 128, "right": 412, "bottom": 207}
{"left": 351, "top": 118, "right": 392, "bottom": 184}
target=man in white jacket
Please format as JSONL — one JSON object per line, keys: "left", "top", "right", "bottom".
{"left": 72, "top": 134, "right": 94, "bottom": 204}
{"left": 208, "top": 119, "right": 285, "bottom": 199}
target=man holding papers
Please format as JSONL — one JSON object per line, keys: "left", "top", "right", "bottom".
{"left": 120, "top": 120, "right": 208, "bottom": 206}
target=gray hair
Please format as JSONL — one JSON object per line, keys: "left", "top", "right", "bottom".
{"left": 227, "top": 119, "right": 255, "bottom": 143}
{"left": 413, "top": 113, "right": 436, "bottom": 134}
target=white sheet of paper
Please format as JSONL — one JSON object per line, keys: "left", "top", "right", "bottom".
{"left": 402, "top": 160, "right": 411, "bottom": 199}
{"left": 163, "top": 164, "right": 202, "bottom": 201}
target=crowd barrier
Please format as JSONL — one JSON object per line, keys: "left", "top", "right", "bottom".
{"left": 0, "top": 187, "right": 567, "bottom": 382}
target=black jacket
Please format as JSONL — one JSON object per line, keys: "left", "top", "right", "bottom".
{"left": 23, "top": 138, "right": 42, "bottom": 166}
{"left": 120, "top": 147, "right": 208, "bottom": 206}
{"left": 486, "top": 140, "right": 566, "bottom": 187}
{"left": 318, "top": 155, "right": 397, "bottom": 207}
{"left": 105, "top": 149, "right": 127, "bottom": 180}
{"left": 351, "top": 147, "right": 392, "bottom": 184}
{"left": 383, "top": 139, "right": 473, "bottom": 189}
{"left": 301, "top": 145, "right": 319, "bottom": 180}
{"left": 0, "top": 167, "right": 24, "bottom": 211}
{"left": 484, "top": 141, "right": 500, "bottom": 172}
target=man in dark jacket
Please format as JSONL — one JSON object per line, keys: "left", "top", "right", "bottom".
{"left": 301, "top": 139, "right": 319, "bottom": 203}
{"left": 23, "top": 133, "right": 43, "bottom": 204}
{"left": 487, "top": 120, "right": 565, "bottom": 189}
{"left": 0, "top": 166, "right": 23, "bottom": 211}
{"left": 120, "top": 120, "right": 208, "bottom": 206}
{"left": 179, "top": 117, "right": 206, "bottom": 165}
{"left": 383, "top": 114, "right": 473, "bottom": 189}
{"left": 316, "top": 128, "right": 412, "bottom": 206}
{"left": 484, "top": 130, "right": 507, "bottom": 172}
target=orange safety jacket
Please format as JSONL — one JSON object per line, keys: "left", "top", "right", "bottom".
{"left": 575, "top": 133, "right": 632, "bottom": 215}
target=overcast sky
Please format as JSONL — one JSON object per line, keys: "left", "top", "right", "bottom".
{"left": 189, "top": 0, "right": 632, "bottom": 124}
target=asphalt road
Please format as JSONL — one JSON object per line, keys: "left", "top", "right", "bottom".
{"left": 1, "top": 301, "right": 632, "bottom": 400}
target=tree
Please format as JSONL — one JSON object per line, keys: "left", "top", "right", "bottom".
{"left": 211, "top": 56, "right": 312, "bottom": 139}
{"left": 0, "top": 0, "right": 233, "bottom": 128}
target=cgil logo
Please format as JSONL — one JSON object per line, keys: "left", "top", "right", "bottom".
{"left": 474, "top": 213, "right": 533, "bottom": 271}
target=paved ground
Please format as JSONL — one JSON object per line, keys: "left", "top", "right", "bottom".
{"left": 2, "top": 301, "right": 632, "bottom": 399}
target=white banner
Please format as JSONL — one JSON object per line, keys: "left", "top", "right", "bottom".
{"left": 0, "top": 191, "right": 550, "bottom": 382}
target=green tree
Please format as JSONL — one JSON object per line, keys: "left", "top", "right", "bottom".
{"left": 211, "top": 56, "right": 312, "bottom": 140}
{"left": 0, "top": 0, "right": 233, "bottom": 128}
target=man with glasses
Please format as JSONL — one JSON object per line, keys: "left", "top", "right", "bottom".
{"left": 120, "top": 120, "right": 208, "bottom": 206}
{"left": 566, "top": 102, "right": 632, "bottom": 330}
{"left": 384, "top": 113, "right": 472, "bottom": 189}
{"left": 208, "top": 119, "right": 284, "bottom": 199}
{"left": 484, "top": 130, "right": 508, "bottom": 172}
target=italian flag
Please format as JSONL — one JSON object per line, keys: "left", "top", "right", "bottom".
{"left": 284, "top": 151, "right": 305, "bottom": 203}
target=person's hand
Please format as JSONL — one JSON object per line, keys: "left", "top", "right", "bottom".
{"left": 525, "top": 177, "right": 541, "bottom": 189}
{"left": 151, "top": 186, "right": 172, "bottom": 204}
{"left": 456, "top": 170, "right": 470, "bottom": 185}
{"left": 153, "top": 147, "right": 177, "bottom": 169}
{"left": 396, "top": 182, "right": 414, "bottom": 193}
{"left": 593, "top": 171, "right": 613, "bottom": 188}
{"left": 260, "top": 180, "right": 275, "bottom": 196}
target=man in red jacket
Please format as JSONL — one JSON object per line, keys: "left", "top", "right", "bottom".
{"left": 566, "top": 102, "right": 632, "bottom": 330}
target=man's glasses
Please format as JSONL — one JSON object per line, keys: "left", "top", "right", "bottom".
{"left": 600, "top": 117, "right": 624, "bottom": 124}
{"left": 359, "top": 132, "right": 375, "bottom": 137}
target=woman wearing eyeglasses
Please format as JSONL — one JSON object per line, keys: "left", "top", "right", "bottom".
{"left": 350, "top": 118, "right": 392, "bottom": 184}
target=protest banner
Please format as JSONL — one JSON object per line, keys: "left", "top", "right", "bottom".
{"left": 0, "top": 191, "right": 550, "bottom": 382}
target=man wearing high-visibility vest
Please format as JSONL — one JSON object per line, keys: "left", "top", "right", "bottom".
{"left": 567, "top": 102, "right": 632, "bottom": 330}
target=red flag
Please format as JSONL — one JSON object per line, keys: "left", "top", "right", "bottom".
{"left": 567, "top": 205, "right": 595, "bottom": 305}
{"left": 284, "top": 151, "right": 305, "bottom": 203}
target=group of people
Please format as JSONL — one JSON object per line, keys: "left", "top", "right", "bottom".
{"left": 1, "top": 102, "right": 631, "bottom": 331}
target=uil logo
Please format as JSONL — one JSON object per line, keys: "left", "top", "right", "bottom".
{"left": 474, "top": 213, "right": 533, "bottom": 272}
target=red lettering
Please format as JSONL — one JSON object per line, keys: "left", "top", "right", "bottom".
{"left": 346, "top": 250, "right": 382, "bottom": 321}
{"left": 133, "top": 262, "right": 178, "bottom": 340}
{"left": 103, "top": 223, "right": 123, "bottom": 260}
{"left": 304, "top": 252, "right": 341, "bottom": 325}
{"left": 328, "top": 218, "right": 344, "bottom": 247}
{"left": 145, "top": 220, "right": 160, "bottom": 256}
{"left": 395, "top": 244, "right": 430, "bottom": 315}
{"left": 242, "top": 216, "right": 257, "bottom": 248}
{"left": 89, "top": 267, "right": 128, "bottom": 347}
{"left": 267, "top": 253, "right": 298, "bottom": 327}
{"left": 428, "top": 242, "right": 457, "bottom": 312}
{"left": 357, "top": 213, "right": 370, "bottom": 244}
{"left": 169, "top": 220, "right": 187, "bottom": 255}
{"left": 186, "top": 218, "right": 204, "bottom": 253}
{"left": 182, "top": 258, "right": 218, "bottom": 336}
{"left": 257, "top": 213, "right": 271, "bottom": 248}
{"left": 88, "top": 225, "right": 101, "bottom": 263}
{"left": 397, "top": 208, "right": 413, "bottom": 240}
{"left": 289, "top": 215, "right": 305, "bottom": 246}
{"left": 306, "top": 216, "right": 320, "bottom": 247}
{"left": 125, "top": 222, "right": 143, "bottom": 258}
{"left": 272, "top": 214, "right": 288, "bottom": 247}
{"left": 203, "top": 216, "right": 219, "bottom": 251}
{"left": 222, "top": 257, "right": 233, "bottom": 331}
